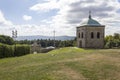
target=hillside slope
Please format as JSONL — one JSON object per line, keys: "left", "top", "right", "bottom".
{"left": 0, "top": 47, "right": 120, "bottom": 80}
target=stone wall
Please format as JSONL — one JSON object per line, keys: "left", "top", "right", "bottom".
{"left": 77, "top": 26, "right": 105, "bottom": 48}
{"left": 77, "top": 27, "right": 86, "bottom": 48}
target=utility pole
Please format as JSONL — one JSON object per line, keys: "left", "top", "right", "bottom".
{"left": 53, "top": 30, "right": 55, "bottom": 47}
{"left": 12, "top": 30, "right": 17, "bottom": 39}
{"left": 12, "top": 30, "right": 17, "bottom": 56}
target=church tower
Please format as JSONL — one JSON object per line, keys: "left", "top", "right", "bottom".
{"left": 76, "top": 11, "right": 105, "bottom": 48}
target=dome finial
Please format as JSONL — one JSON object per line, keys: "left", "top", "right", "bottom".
{"left": 89, "top": 11, "right": 91, "bottom": 19}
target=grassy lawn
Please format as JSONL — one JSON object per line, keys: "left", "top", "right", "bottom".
{"left": 0, "top": 47, "right": 120, "bottom": 80}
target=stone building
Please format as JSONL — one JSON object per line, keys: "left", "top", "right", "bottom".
{"left": 31, "top": 41, "right": 41, "bottom": 53}
{"left": 76, "top": 12, "right": 105, "bottom": 48}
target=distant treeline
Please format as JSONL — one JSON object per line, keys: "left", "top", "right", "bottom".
{"left": 0, "top": 35, "right": 76, "bottom": 48}
{"left": 0, "top": 33, "right": 120, "bottom": 49}
{"left": 16, "top": 39, "right": 77, "bottom": 48}
{"left": 16, "top": 33, "right": 120, "bottom": 48}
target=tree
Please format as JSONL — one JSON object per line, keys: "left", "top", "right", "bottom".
{"left": 0, "top": 35, "right": 14, "bottom": 45}
{"left": 105, "top": 33, "right": 120, "bottom": 48}
{"left": 114, "top": 33, "right": 120, "bottom": 39}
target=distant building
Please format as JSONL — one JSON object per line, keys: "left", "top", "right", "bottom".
{"left": 31, "top": 41, "right": 41, "bottom": 53}
{"left": 76, "top": 11, "right": 105, "bottom": 48}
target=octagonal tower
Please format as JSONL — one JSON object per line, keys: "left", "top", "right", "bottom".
{"left": 76, "top": 11, "right": 105, "bottom": 48}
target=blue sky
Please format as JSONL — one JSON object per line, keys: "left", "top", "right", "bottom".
{"left": 0, "top": 0, "right": 45, "bottom": 24}
{"left": 0, "top": 0, "right": 120, "bottom": 36}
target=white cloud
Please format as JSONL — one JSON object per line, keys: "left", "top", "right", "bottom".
{"left": 0, "top": 10, "right": 13, "bottom": 36}
{"left": 1, "top": 0, "right": 120, "bottom": 37}
{"left": 30, "top": 0, "right": 59, "bottom": 12}
{"left": 23, "top": 15, "right": 32, "bottom": 21}
{"left": 0, "top": 23, "right": 53, "bottom": 37}
{"left": 12, "top": 24, "right": 54, "bottom": 36}
{"left": 0, "top": 10, "right": 13, "bottom": 26}
{"left": 29, "top": 0, "right": 120, "bottom": 36}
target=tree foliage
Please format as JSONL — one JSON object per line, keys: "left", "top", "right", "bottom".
{"left": 16, "top": 38, "right": 76, "bottom": 48}
{"left": 0, "top": 35, "right": 14, "bottom": 45}
{"left": 105, "top": 33, "right": 120, "bottom": 48}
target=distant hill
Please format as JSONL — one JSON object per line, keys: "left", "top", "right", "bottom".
{"left": 16, "top": 35, "right": 75, "bottom": 41}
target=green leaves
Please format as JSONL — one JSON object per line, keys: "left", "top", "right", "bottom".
{"left": 0, "top": 35, "right": 14, "bottom": 45}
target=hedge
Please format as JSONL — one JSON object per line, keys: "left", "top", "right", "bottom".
{"left": 0, "top": 43, "right": 30, "bottom": 58}
{"left": 0, "top": 43, "right": 14, "bottom": 58}
{"left": 14, "top": 44, "right": 30, "bottom": 56}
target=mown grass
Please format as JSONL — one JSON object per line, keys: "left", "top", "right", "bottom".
{"left": 0, "top": 47, "right": 120, "bottom": 80}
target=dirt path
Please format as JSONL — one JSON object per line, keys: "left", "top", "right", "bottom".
{"left": 55, "top": 64, "right": 87, "bottom": 80}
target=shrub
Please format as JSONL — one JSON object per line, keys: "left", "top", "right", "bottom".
{"left": 0, "top": 43, "right": 14, "bottom": 58}
{"left": 0, "top": 43, "right": 4, "bottom": 58}
{"left": 14, "top": 44, "right": 30, "bottom": 56}
{"left": 0, "top": 43, "right": 30, "bottom": 58}
{"left": 4, "top": 45, "right": 14, "bottom": 57}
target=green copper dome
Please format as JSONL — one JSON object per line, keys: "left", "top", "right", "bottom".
{"left": 81, "top": 11, "right": 101, "bottom": 26}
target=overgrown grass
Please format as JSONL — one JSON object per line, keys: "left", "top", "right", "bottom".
{"left": 0, "top": 47, "right": 120, "bottom": 80}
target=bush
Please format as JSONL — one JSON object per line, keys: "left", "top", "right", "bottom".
{"left": 0, "top": 43, "right": 30, "bottom": 58}
{"left": 4, "top": 45, "right": 14, "bottom": 57}
{"left": 0, "top": 43, "right": 14, "bottom": 58}
{"left": 0, "top": 44, "right": 4, "bottom": 58}
{"left": 14, "top": 44, "right": 30, "bottom": 56}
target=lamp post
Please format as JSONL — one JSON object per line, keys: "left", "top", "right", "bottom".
{"left": 53, "top": 30, "right": 55, "bottom": 47}
{"left": 12, "top": 30, "right": 17, "bottom": 56}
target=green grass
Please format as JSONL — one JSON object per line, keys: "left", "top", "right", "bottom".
{"left": 0, "top": 47, "right": 120, "bottom": 80}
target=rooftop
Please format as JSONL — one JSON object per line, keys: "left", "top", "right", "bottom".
{"left": 80, "top": 11, "right": 102, "bottom": 26}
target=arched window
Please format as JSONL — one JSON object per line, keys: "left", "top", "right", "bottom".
{"left": 78, "top": 33, "right": 80, "bottom": 38}
{"left": 81, "top": 32, "right": 83, "bottom": 38}
{"left": 97, "top": 32, "right": 100, "bottom": 39}
{"left": 91, "top": 32, "right": 94, "bottom": 39}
